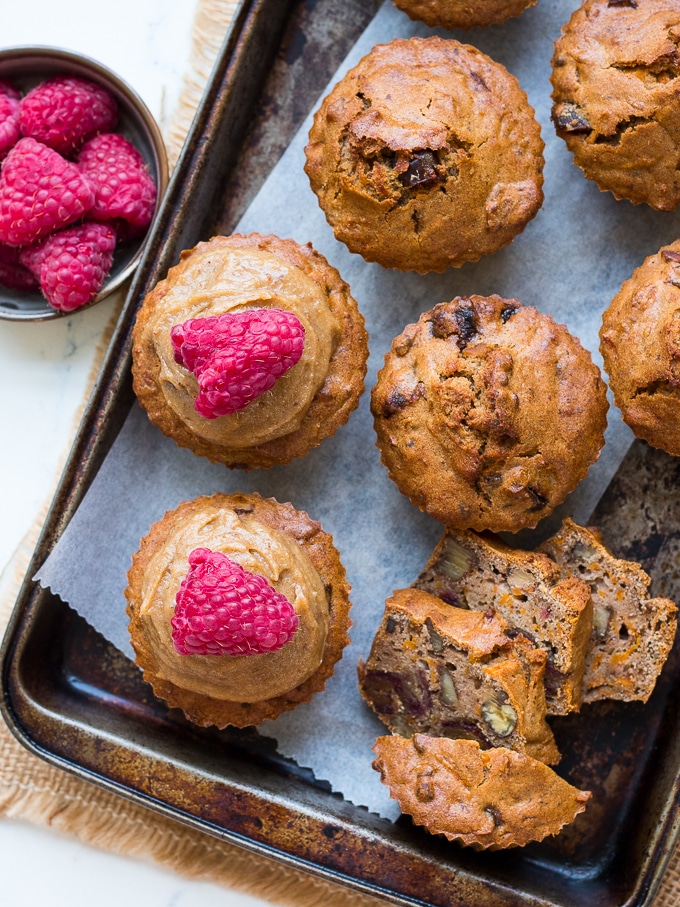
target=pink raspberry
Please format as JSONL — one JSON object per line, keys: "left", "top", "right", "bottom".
{"left": 171, "top": 309, "right": 306, "bottom": 419}
{"left": 78, "top": 132, "right": 156, "bottom": 230}
{"left": 20, "top": 222, "right": 116, "bottom": 312}
{"left": 0, "top": 243, "right": 38, "bottom": 291}
{"left": 0, "top": 93, "right": 20, "bottom": 159}
{"left": 0, "top": 137, "right": 95, "bottom": 247}
{"left": 19, "top": 76, "right": 118, "bottom": 157}
{"left": 171, "top": 548, "right": 299, "bottom": 657}
{"left": 0, "top": 80, "right": 21, "bottom": 101}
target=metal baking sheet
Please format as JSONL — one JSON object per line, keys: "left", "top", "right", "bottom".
{"left": 3, "top": 1, "right": 680, "bottom": 904}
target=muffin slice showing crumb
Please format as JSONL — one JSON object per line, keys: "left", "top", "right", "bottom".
{"left": 539, "top": 519, "right": 677, "bottom": 703}
{"left": 415, "top": 529, "right": 592, "bottom": 715}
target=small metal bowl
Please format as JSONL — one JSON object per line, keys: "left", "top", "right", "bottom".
{"left": 0, "top": 46, "right": 169, "bottom": 322}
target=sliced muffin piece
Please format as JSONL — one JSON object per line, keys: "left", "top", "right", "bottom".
{"left": 415, "top": 530, "right": 592, "bottom": 715}
{"left": 359, "top": 588, "right": 559, "bottom": 764}
{"left": 539, "top": 519, "right": 677, "bottom": 703}
{"left": 372, "top": 735, "right": 591, "bottom": 850}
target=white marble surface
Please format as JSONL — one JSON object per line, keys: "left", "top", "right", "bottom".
{"left": 0, "top": 3, "right": 277, "bottom": 905}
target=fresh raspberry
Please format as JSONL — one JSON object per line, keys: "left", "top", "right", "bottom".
{"left": 78, "top": 132, "right": 156, "bottom": 230}
{"left": 0, "top": 137, "right": 95, "bottom": 247}
{"left": 171, "top": 548, "right": 299, "bottom": 657}
{"left": 0, "top": 93, "right": 20, "bottom": 159}
{"left": 0, "top": 80, "right": 21, "bottom": 101}
{"left": 19, "top": 76, "right": 118, "bottom": 157}
{"left": 20, "top": 222, "right": 116, "bottom": 312}
{"left": 171, "top": 309, "right": 306, "bottom": 419}
{"left": 0, "top": 243, "right": 38, "bottom": 291}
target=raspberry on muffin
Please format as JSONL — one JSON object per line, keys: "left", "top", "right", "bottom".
{"left": 391, "top": 0, "right": 538, "bottom": 30}
{"left": 371, "top": 295, "right": 608, "bottom": 533}
{"left": 132, "top": 233, "right": 368, "bottom": 469}
{"left": 304, "top": 36, "right": 544, "bottom": 273}
{"left": 125, "top": 493, "right": 353, "bottom": 728}
{"left": 551, "top": 0, "right": 680, "bottom": 210}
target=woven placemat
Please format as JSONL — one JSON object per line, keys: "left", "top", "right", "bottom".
{"left": 1, "top": 1, "right": 679, "bottom": 903}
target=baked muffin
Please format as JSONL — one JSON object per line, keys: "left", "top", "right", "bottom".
{"left": 539, "top": 519, "right": 677, "bottom": 703}
{"left": 372, "top": 735, "right": 591, "bottom": 849}
{"left": 551, "top": 0, "right": 680, "bottom": 210}
{"left": 392, "top": 0, "right": 538, "bottom": 30}
{"left": 372, "top": 295, "right": 609, "bottom": 532}
{"left": 125, "top": 493, "right": 352, "bottom": 728}
{"left": 358, "top": 588, "right": 560, "bottom": 764}
{"left": 132, "top": 233, "right": 368, "bottom": 469}
{"left": 415, "top": 529, "right": 593, "bottom": 715}
{"left": 304, "top": 36, "right": 544, "bottom": 273}
{"left": 600, "top": 241, "right": 680, "bottom": 455}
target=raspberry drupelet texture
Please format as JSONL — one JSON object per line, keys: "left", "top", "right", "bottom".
{"left": 171, "top": 547, "right": 300, "bottom": 657}
{"left": 0, "top": 80, "right": 21, "bottom": 102}
{"left": 0, "top": 93, "right": 20, "bottom": 159}
{"left": 0, "top": 137, "right": 95, "bottom": 247}
{"left": 0, "top": 243, "right": 38, "bottom": 291}
{"left": 78, "top": 132, "right": 157, "bottom": 230}
{"left": 20, "top": 222, "right": 116, "bottom": 312}
{"left": 19, "top": 76, "right": 118, "bottom": 157}
{"left": 171, "top": 308, "right": 306, "bottom": 419}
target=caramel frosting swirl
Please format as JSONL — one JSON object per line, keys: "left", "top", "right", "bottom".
{"left": 148, "top": 244, "right": 341, "bottom": 447}
{"left": 138, "top": 504, "right": 330, "bottom": 703}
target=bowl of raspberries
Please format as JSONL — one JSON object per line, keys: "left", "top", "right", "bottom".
{"left": 0, "top": 46, "right": 168, "bottom": 321}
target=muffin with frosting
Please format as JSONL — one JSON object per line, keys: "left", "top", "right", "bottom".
{"left": 132, "top": 233, "right": 368, "bottom": 468}
{"left": 125, "top": 492, "right": 353, "bottom": 728}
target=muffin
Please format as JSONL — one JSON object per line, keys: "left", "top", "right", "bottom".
{"left": 372, "top": 735, "right": 591, "bottom": 849}
{"left": 125, "top": 493, "right": 352, "bottom": 728}
{"left": 600, "top": 241, "right": 680, "bottom": 454}
{"left": 551, "top": 0, "right": 680, "bottom": 210}
{"left": 304, "top": 36, "right": 544, "bottom": 273}
{"left": 132, "top": 233, "right": 368, "bottom": 468}
{"left": 372, "top": 295, "right": 609, "bottom": 532}
{"left": 539, "top": 518, "right": 678, "bottom": 703}
{"left": 415, "top": 529, "right": 593, "bottom": 715}
{"left": 392, "top": 0, "right": 538, "bottom": 30}
{"left": 358, "top": 587, "right": 560, "bottom": 763}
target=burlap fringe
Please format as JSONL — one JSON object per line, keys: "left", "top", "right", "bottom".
{"left": 2, "top": 0, "right": 680, "bottom": 901}
{"left": 164, "top": 0, "right": 240, "bottom": 169}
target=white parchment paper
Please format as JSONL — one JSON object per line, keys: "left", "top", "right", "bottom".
{"left": 36, "top": 0, "right": 680, "bottom": 819}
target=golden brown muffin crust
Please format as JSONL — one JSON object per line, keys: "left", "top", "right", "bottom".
{"left": 125, "top": 493, "right": 352, "bottom": 728}
{"left": 372, "top": 295, "right": 609, "bottom": 533}
{"left": 132, "top": 233, "right": 368, "bottom": 469}
{"left": 372, "top": 735, "right": 590, "bottom": 849}
{"left": 392, "top": 0, "right": 538, "bottom": 30}
{"left": 551, "top": 0, "right": 680, "bottom": 210}
{"left": 305, "top": 36, "right": 544, "bottom": 273}
{"left": 600, "top": 240, "right": 680, "bottom": 455}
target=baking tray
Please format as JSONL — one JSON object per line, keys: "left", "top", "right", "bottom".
{"left": 3, "top": 1, "right": 680, "bottom": 904}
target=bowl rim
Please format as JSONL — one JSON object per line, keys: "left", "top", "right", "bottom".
{"left": 0, "top": 44, "right": 170, "bottom": 323}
